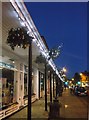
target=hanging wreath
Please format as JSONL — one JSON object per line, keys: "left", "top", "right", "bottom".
{"left": 7, "top": 27, "right": 34, "bottom": 50}
{"left": 49, "top": 48, "right": 60, "bottom": 60}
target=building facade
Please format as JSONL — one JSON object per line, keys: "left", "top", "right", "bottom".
{"left": 0, "top": 1, "right": 63, "bottom": 119}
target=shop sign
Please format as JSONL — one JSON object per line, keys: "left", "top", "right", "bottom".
{"left": 0, "top": 62, "right": 14, "bottom": 69}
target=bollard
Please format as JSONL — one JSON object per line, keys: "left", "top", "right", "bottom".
{"left": 48, "top": 97, "right": 61, "bottom": 119}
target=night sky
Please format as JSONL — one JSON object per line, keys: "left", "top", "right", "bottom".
{"left": 25, "top": 2, "right": 87, "bottom": 79}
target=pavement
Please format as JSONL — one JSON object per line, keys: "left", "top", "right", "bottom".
{"left": 5, "top": 88, "right": 88, "bottom": 120}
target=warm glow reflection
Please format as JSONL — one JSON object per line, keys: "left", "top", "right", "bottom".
{"left": 65, "top": 104, "right": 68, "bottom": 108}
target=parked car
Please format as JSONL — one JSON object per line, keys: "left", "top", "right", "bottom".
{"left": 74, "top": 87, "right": 88, "bottom": 96}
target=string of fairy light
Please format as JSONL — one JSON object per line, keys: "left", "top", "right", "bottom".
{"left": 7, "top": 27, "right": 33, "bottom": 50}
{"left": 9, "top": 0, "right": 64, "bottom": 81}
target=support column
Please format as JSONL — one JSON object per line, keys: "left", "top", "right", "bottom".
{"left": 39, "top": 71, "right": 40, "bottom": 99}
{"left": 14, "top": 62, "right": 20, "bottom": 104}
{"left": 34, "top": 68, "right": 39, "bottom": 100}
{"left": 21, "top": 64, "right": 24, "bottom": 106}
{"left": 14, "top": 71, "right": 17, "bottom": 103}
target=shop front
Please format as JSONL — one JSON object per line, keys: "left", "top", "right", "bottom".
{"left": 0, "top": 1, "right": 63, "bottom": 119}
{"left": 0, "top": 62, "right": 17, "bottom": 110}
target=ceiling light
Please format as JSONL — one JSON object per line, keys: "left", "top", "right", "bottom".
{"left": 13, "top": 61, "right": 15, "bottom": 63}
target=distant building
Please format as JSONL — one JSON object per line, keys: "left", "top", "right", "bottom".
{"left": 80, "top": 71, "right": 89, "bottom": 87}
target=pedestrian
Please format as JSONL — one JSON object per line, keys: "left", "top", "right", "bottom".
{"left": 70, "top": 86, "right": 73, "bottom": 94}
{"left": 64, "top": 84, "right": 66, "bottom": 90}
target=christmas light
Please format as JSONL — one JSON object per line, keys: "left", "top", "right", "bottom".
{"left": 7, "top": 27, "right": 34, "bottom": 50}
{"left": 10, "top": 0, "right": 64, "bottom": 81}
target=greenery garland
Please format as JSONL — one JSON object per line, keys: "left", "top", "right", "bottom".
{"left": 7, "top": 27, "right": 34, "bottom": 50}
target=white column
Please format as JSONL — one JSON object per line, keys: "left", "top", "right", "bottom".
{"left": 14, "top": 70, "right": 17, "bottom": 103}
{"left": 34, "top": 68, "right": 39, "bottom": 99}
{"left": 20, "top": 64, "right": 24, "bottom": 106}
{"left": 14, "top": 62, "right": 20, "bottom": 104}
{"left": 14, "top": 62, "right": 24, "bottom": 106}
{"left": 21, "top": 70, "right": 24, "bottom": 106}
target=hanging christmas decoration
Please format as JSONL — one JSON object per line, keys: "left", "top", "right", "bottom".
{"left": 35, "top": 54, "right": 46, "bottom": 64}
{"left": 6, "top": 27, "right": 34, "bottom": 50}
{"left": 49, "top": 44, "right": 63, "bottom": 60}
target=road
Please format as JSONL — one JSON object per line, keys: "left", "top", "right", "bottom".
{"left": 59, "top": 89, "right": 88, "bottom": 119}
{"left": 78, "top": 96, "right": 88, "bottom": 106}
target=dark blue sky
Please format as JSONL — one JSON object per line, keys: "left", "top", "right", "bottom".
{"left": 25, "top": 2, "right": 87, "bottom": 78}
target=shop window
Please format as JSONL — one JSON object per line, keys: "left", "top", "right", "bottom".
{"left": 0, "top": 68, "right": 15, "bottom": 110}
{"left": 40, "top": 73, "right": 44, "bottom": 91}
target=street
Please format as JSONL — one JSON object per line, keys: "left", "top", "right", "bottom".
{"left": 5, "top": 88, "right": 88, "bottom": 119}
{"left": 59, "top": 88, "right": 88, "bottom": 118}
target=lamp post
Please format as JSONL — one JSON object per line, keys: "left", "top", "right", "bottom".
{"left": 28, "top": 42, "right": 32, "bottom": 120}
{"left": 6, "top": 27, "right": 34, "bottom": 120}
{"left": 35, "top": 43, "right": 62, "bottom": 111}
{"left": 45, "top": 63, "right": 47, "bottom": 111}
{"left": 49, "top": 70, "right": 52, "bottom": 102}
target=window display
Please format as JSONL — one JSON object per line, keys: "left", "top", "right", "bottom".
{"left": 40, "top": 73, "right": 44, "bottom": 91}
{"left": 0, "top": 68, "right": 15, "bottom": 110}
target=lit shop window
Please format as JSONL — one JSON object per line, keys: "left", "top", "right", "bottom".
{"left": 1, "top": 68, "right": 15, "bottom": 109}
{"left": 40, "top": 73, "right": 44, "bottom": 91}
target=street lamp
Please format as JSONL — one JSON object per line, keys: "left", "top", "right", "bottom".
{"left": 59, "top": 67, "right": 67, "bottom": 77}
{"left": 80, "top": 73, "right": 83, "bottom": 76}
{"left": 62, "top": 74, "right": 66, "bottom": 77}
{"left": 63, "top": 67, "right": 67, "bottom": 73}
{"left": 72, "top": 78, "right": 74, "bottom": 81}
